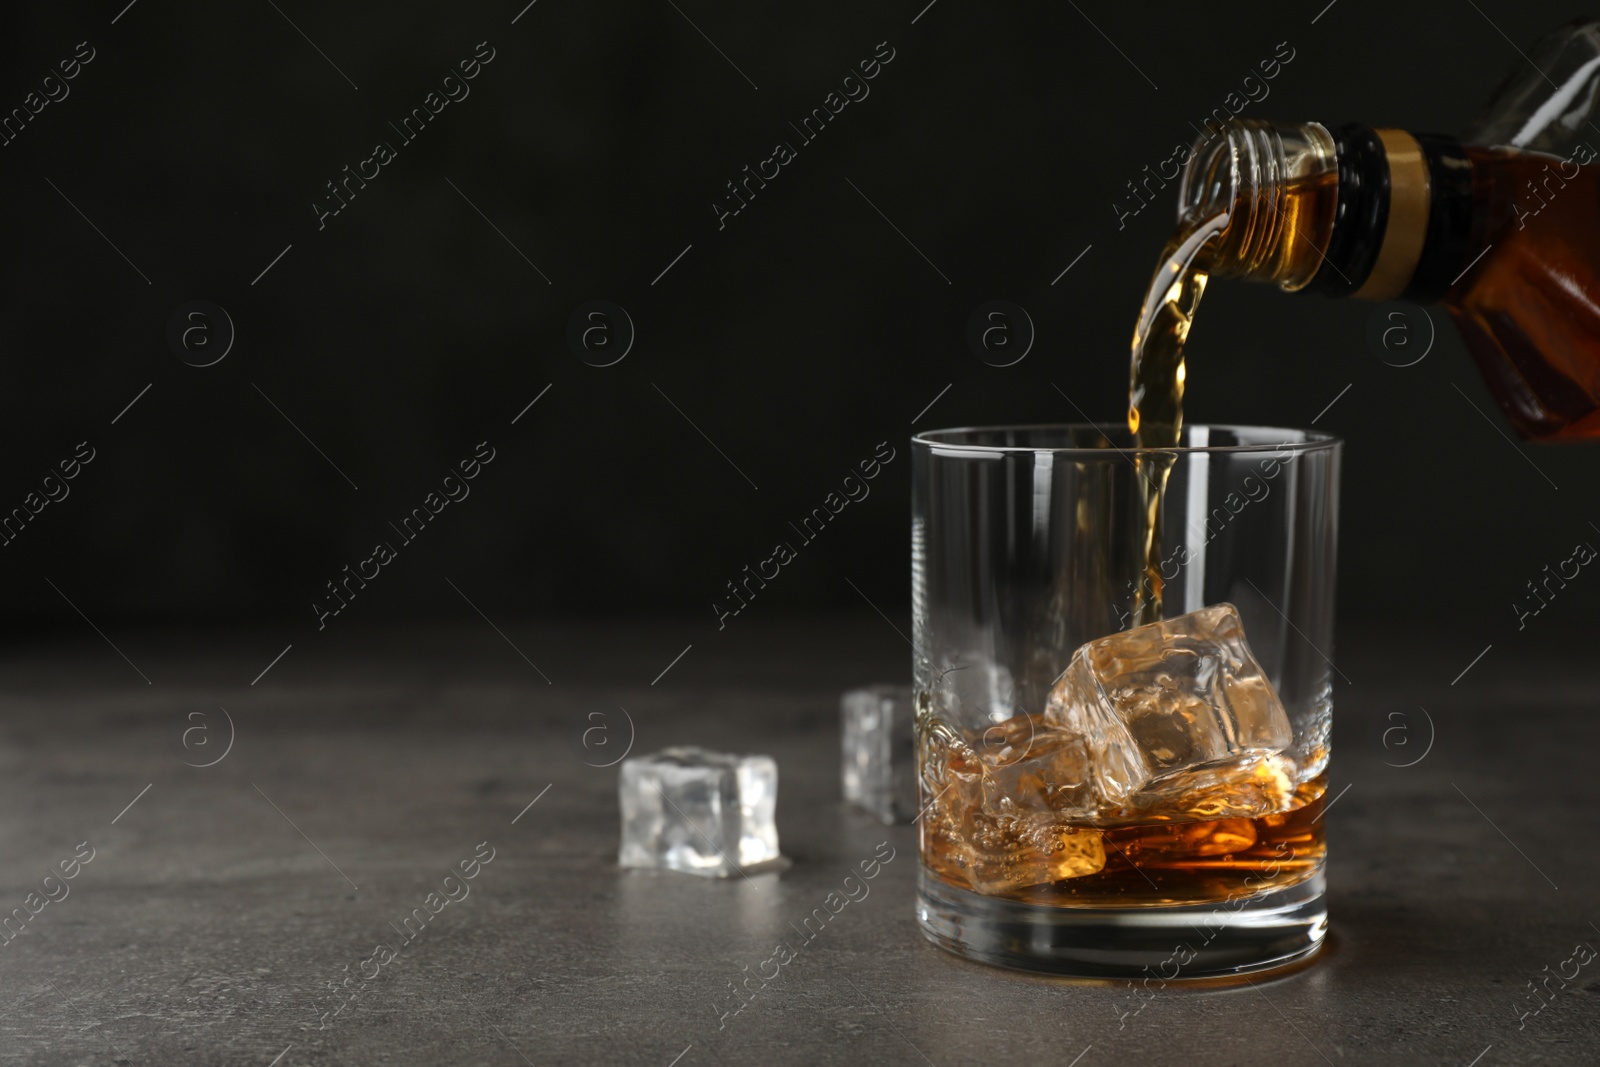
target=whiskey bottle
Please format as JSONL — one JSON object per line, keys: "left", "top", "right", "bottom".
{"left": 1174, "top": 18, "right": 1600, "bottom": 441}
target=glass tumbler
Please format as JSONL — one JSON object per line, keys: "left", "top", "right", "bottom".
{"left": 912, "top": 425, "right": 1340, "bottom": 978}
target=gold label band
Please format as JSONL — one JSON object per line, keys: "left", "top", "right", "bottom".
{"left": 1352, "top": 128, "right": 1431, "bottom": 301}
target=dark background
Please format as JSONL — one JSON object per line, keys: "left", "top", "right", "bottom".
{"left": 2, "top": 0, "right": 1595, "bottom": 646}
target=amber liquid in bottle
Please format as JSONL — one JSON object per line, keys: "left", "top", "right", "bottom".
{"left": 1448, "top": 146, "right": 1600, "bottom": 440}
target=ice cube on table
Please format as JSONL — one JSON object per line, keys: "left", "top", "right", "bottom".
{"left": 841, "top": 686, "right": 917, "bottom": 824}
{"left": 618, "top": 747, "right": 781, "bottom": 877}
{"left": 1046, "top": 603, "right": 1293, "bottom": 814}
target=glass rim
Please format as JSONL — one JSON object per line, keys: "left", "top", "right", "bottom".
{"left": 912, "top": 422, "right": 1341, "bottom": 456}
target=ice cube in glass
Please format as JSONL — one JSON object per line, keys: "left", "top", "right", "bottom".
{"left": 1046, "top": 602, "right": 1293, "bottom": 813}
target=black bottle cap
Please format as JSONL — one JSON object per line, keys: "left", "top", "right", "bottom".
{"left": 1305, "top": 122, "right": 1389, "bottom": 297}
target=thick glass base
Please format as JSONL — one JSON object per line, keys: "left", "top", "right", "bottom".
{"left": 916, "top": 866, "right": 1327, "bottom": 979}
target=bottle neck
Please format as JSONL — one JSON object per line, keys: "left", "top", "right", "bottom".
{"left": 1177, "top": 120, "right": 1339, "bottom": 291}
{"left": 1181, "top": 120, "right": 1475, "bottom": 301}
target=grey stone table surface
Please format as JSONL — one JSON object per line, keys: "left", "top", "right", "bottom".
{"left": 0, "top": 616, "right": 1594, "bottom": 1066}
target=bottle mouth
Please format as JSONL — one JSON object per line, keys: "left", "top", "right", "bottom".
{"left": 1177, "top": 120, "right": 1338, "bottom": 289}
